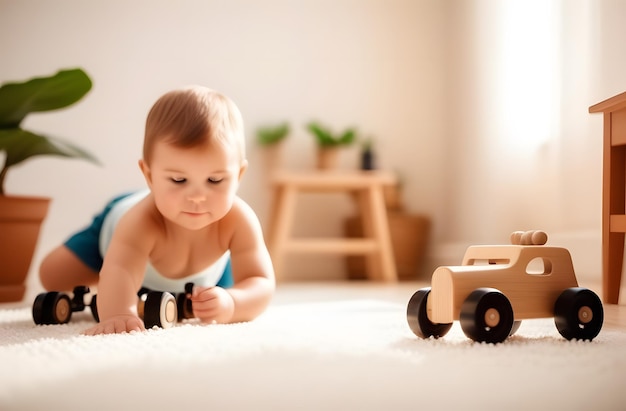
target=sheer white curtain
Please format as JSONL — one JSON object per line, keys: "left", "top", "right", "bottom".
{"left": 444, "top": 0, "right": 566, "bottom": 242}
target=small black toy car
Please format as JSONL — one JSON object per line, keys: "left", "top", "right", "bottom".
{"left": 33, "top": 282, "right": 196, "bottom": 329}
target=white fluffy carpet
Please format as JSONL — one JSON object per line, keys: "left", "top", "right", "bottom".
{"left": 1, "top": 284, "right": 625, "bottom": 411}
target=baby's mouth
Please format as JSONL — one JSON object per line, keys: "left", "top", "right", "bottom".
{"left": 183, "top": 211, "right": 207, "bottom": 216}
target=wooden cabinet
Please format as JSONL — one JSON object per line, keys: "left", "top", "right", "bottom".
{"left": 589, "top": 90, "right": 626, "bottom": 303}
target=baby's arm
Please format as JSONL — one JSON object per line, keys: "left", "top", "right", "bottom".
{"left": 191, "top": 198, "right": 275, "bottom": 324}
{"left": 83, "top": 207, "right": 155, "bottom": 335}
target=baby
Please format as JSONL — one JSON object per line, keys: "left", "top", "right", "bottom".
{"left": 38, "top": 86, "right": 275, "bottom": 335}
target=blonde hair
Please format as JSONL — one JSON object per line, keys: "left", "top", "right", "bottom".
{"left": 143, "top": 86, "right": 245, "bottom": 164}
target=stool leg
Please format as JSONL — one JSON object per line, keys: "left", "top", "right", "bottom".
{"left": 358, "top": 189, "right": 380, "bottom": 280}
{"left": 268, "top": 184, "right": 297, "bottom": 281}
{"left": 267, "top": 185, "right": 284, "bottom": 246}
{"left": 367, "top": 185, "right": 397, "bottom": 282}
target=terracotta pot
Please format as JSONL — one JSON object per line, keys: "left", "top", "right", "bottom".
{"left": 259, "top": 141, "right": 285, "bottom": 173}
{"left": 0, "top": 195, "right": 50, "bottom": 302}
{"left": 316, "top": 147, "right": 339, "bottom": 170}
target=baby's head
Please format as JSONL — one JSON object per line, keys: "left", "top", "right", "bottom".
{"left": 140, "top": 86, "right": 247, "bottom": 229}
{"left": 143, "top": 86, "right": 246, "bottom": 166}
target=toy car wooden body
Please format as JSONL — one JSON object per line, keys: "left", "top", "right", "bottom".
{"left": 407, "top": 231, "right": 604, "bottom": 343}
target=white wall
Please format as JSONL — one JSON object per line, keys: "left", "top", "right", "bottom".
{"left": 0, "top": 0, "right": 446, "bottom": 290}
{"left": 1, "top": 0, "right": 625, "bottom": 296}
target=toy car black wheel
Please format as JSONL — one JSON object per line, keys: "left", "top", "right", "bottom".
{"left": 143, "top": 292, "right": 177, "bottom": 329}
{"left": 406, "top": 287, "right": 452, "bottom": 339}
{"left": 32, "top": 292, "right": 72, "bottom": 325}
{"left": 460, "top": 288, "right": 514, "bottom": 343}
{"left": 176, "top": 282, "right": 195, "bottom": 321}
{"left": 509, "top": 320, "right": 522, "bottom": 336}
{"left": 90, "top": 294, "right": 100, "bottom": 322}
{"left": 176, "top": 294, "right": 194, "bottom": 321}
{"left": 554, "top": 287, "right": 603, "bottom": 341}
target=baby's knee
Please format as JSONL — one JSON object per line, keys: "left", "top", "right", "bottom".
{"left": 38, "top": 250, "right": 63, "bottom": 291}
{"left": 38, "top": 246, "right": 98, "bottom": 291}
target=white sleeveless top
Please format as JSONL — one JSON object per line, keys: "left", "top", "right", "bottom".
{"left": 98, "top": 190, "right": 230, "bottom": 292}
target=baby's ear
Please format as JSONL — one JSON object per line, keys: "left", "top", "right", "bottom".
{"left": 238, "top": 159, "right": 248, "bottom": 181}
{"left": 138, "top": 159, "right": 153, "bottom": 186}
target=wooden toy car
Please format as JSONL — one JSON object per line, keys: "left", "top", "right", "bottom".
{"left": 406, "top": 230, "right": 604, "bottom": 343}
{"left": 33, "top": 282, "right": 196, "bottom": 329}
{"left": 32, "top": 286, "right": 98, "bottom": 325}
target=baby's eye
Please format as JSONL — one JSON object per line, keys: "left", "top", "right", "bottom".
{"left": 171, "top": 177, "right": 186, "bottom": 184}
{"left": 208, "top": 177, "right": 223, "bottom": 184}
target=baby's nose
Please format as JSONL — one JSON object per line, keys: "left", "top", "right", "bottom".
{"left": 187, "top": 194, "right": 206, "bottom": 204}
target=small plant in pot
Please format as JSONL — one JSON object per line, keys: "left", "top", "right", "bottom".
{"left": 0, "top": 68, "right": 98, "bottom": 302}
{"left": 305, "top": 121, "right": 356, "bottom": 169}
{"left": 256, "top": 122, "right": 290, "bottom": 171}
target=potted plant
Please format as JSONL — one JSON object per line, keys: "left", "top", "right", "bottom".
{"left": 306, "top": 121, "right": 356, "bottom": 169}
{"left": 256, "top": 122, "right": 290, "bottom": 171}
{"left": 0, "top": 68, "right": 98, "bottom": 302}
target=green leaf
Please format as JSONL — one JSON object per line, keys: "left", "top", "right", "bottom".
{"left": 257, "top": 122, "right": 290, "bottom": 145}
{"left": 0, "top": 69, "right": 92, "bottom": 128}
{"left": 306, "top": 122, "right": 356, "bottom": 147}
{"left": 0, "top": 128, "right": 99, "bottom": 168}
{"left": 339, "top": 129, "right": 355, "bottom": 144}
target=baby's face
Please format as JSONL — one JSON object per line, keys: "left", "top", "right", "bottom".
{"left": 143, "top": 139, "right": 244, "bottom": 230}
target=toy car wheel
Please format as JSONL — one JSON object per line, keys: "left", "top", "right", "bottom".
{"left": 33, "top": 293, "right": 48, "bottom": 324}
{"left": 175, "top": 282, "right": 195, "bottom": 321}
{"left": 554, "top": 287, "right": 603, "bottom": 341}
{"left": 32, "top": 292, "right": 72, "bottom": 325}
{"left": 143, "top": 292, "right": 177, "bottom": 329}
{"left": 509, "top": 320, "right": 522, "bottom": 336}
{"left": 90, "top": 294, "right": 100, "bottom": 322}
{"left": 460, "top": 288, "right": 514, "bottom": 344}
{"left": 176, "top": 293, "right": 194, "bottom": 321}
{"left": 406, "top": 288, "right": 452, "bottom": 339}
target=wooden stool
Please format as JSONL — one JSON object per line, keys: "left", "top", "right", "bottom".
{"left": 590, "top": 90, "right": 626, "bottom": 304}
{"left": 267, "top": 171, "right": 398, "bottom": 282}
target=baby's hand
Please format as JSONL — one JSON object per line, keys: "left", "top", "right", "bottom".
{"left": 82, "top": 314, "right": 145, "bottom": 336}
{"left": 190, "top": 286, "right": 235, "bottom": 324}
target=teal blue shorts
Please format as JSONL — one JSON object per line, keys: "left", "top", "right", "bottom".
{"left": 64, "top": 193, "right": 234, "bottom": 289}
